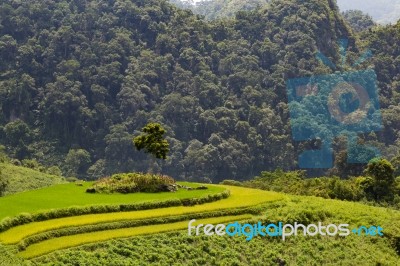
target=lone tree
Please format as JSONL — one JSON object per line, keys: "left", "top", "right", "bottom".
{"left": 133, "top": 123, "right": 169, "bottom": 160}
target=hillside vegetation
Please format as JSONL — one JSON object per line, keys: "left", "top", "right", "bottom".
{"left": 0, "top": 163, "right": 65, "bottom": 196}
{"left": 0, "top": 0, "right": 361, "bottom": 182}
{"left": 0, "top": 0, "right": 399, "bottom": 183}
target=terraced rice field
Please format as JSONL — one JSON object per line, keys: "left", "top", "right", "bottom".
{"left": 0, "top": 183, "right": 284, "bottom": 259}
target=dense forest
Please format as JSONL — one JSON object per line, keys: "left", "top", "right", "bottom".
{"left": 0, "top": 0, "right": 399, "bottom": 182}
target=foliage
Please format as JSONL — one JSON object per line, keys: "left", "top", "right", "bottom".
{"left": 0, "top": 244, "right": 25, "bottom": 266}
{"left": 0, "top": 166, "right": 8, "bottom": 197}
{"left": 231, "top": 167, "right": 400, "bottom": 208}
{"left": 342, "top": 10, "right": 375, "bottom": 32}
{"left": 31, "top": 232, "right": 399, "bottom": 265}
{"left": 365, "top": 158, "right": 396, "bottom": 201}
{"left": 0, "top": 0, "right": 361, "bottom": 182}
{"left": 46, "top": 166, "right": 63, "bottom": 176}
{"left": 238, "top": 169, "right": 366, "bottom": 201}
{"left": 89, "top": 173, "right": 176, "bottom": 194}
{"left": 3, "top": 120, "right": 31, "bottom": 159}
{"left": 0, "top": 145, "right": 9, "bottom": 163}
{"left": 63, "top": 149, "right": 91, "bottom": 178}
{"left": 0, "top": 162, "right": 65, "bottom": 196}
{"left": 133, "top": 123, "right": 170, "bottom": 160}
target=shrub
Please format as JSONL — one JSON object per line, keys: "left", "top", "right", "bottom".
{"left": 0, "top": 145, "right": 9, "bottom": 163}
{"left": 0, "top": 169, "right": 8, "bottom": 197}
{"left": 66, "top": 177, "right": 79, "bottom": 183}
{"left": 46, "top": 166, "right": 62, "bottom": 176}
{"left": 89, "top": 173, "right": 177, "bottom": 194}
{"left": 21, "top": 159, "right": 41, "bottom": 170}
{"left": 10, "top": 159, "right": 21, "bottom": 166}
{"left": 220, "top": 180, "right": 243, "bottom": 186}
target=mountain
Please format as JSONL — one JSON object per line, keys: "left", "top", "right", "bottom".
{"left": 0, "top": 0, "right": 398, "bottom": 182}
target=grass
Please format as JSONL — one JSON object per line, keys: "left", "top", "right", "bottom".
{"left": 0, "top": 181, "right": 224, "bottom": 220}
{"left": 0, "top": 163, "right": 65, "bottom": 196}
{"left": 0, "top": 186, "right": 283, "bottom": 244}
{"left": 18, "top": 214, "right": 253, "bottom": 259}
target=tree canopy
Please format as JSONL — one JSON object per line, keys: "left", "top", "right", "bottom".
{"left": 134, "top": 123, "right": 170, "bottom": 160}
{"left": 0, "top": 0, "right": 399, "bottom": 182}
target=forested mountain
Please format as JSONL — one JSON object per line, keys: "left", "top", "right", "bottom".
{"left": 0, "top": 0, "right": 399, "bottom": 182}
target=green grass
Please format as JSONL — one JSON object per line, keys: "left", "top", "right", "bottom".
{"left": 0, "top": 163, "right": 65, "bottom": 196}
{"left": 19, "top": 215, "right": 253, "bottom": 259}
{"left": 0, "top": 181, "right": 224, "bottom": 220}
{"left": 0, "top": 186, "right": 283, "bottom": 244}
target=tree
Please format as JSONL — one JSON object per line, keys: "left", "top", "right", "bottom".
{"left": 4, "top": 120, "right": 31, "bottom": 159}
{"left": 342, "top": 10, "right": 375, "bottom": 32}
{"left": 390, "top": 153, "right": 400, "bottom": 177}
{"left": 133, "top": 123, "right": 170, "bottom": 160}
{"left": 0, "top": 166, "right": 8, "bottom": 196}
{"left": 64, "top": 149, "right": 91, "bottom": 178}
{"left": 365, "top": 158, "right": 395, "bottom": 201}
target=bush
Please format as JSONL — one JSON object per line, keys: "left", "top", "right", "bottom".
{"left": 89, "top": 173, "right": 177, "bottom": 194}
{"left": 241, "top": 170, "right": 365, "bottom": 202}
{"left": 66, "top": 177, "right": 79, "bottom": 183}
{"left": 220, "top": 180, "right": 243, "bottom": 186}
{"left": 21, "top": 159, "right": 41, "bottom": 170}
{"left": 0, "top": 169, "right": 8, "bottom": 197}
{"left": 0, "top": 145, "right": 9, "bottom": 163}
{"left": 10, "top": 159, "right": 21, "bottom": 166}
{"left": 46, "top": 166, "right": 62, "bottom": 176}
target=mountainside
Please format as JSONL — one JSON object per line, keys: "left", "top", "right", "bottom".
{"left": 0, "top": 0, "right": 399, "bottom": 183}
{"left": 0, "top": 0, "right": 356, "bottom": 182}
{"left": 0, "top": 162, "right": 65, "bottom": 195}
